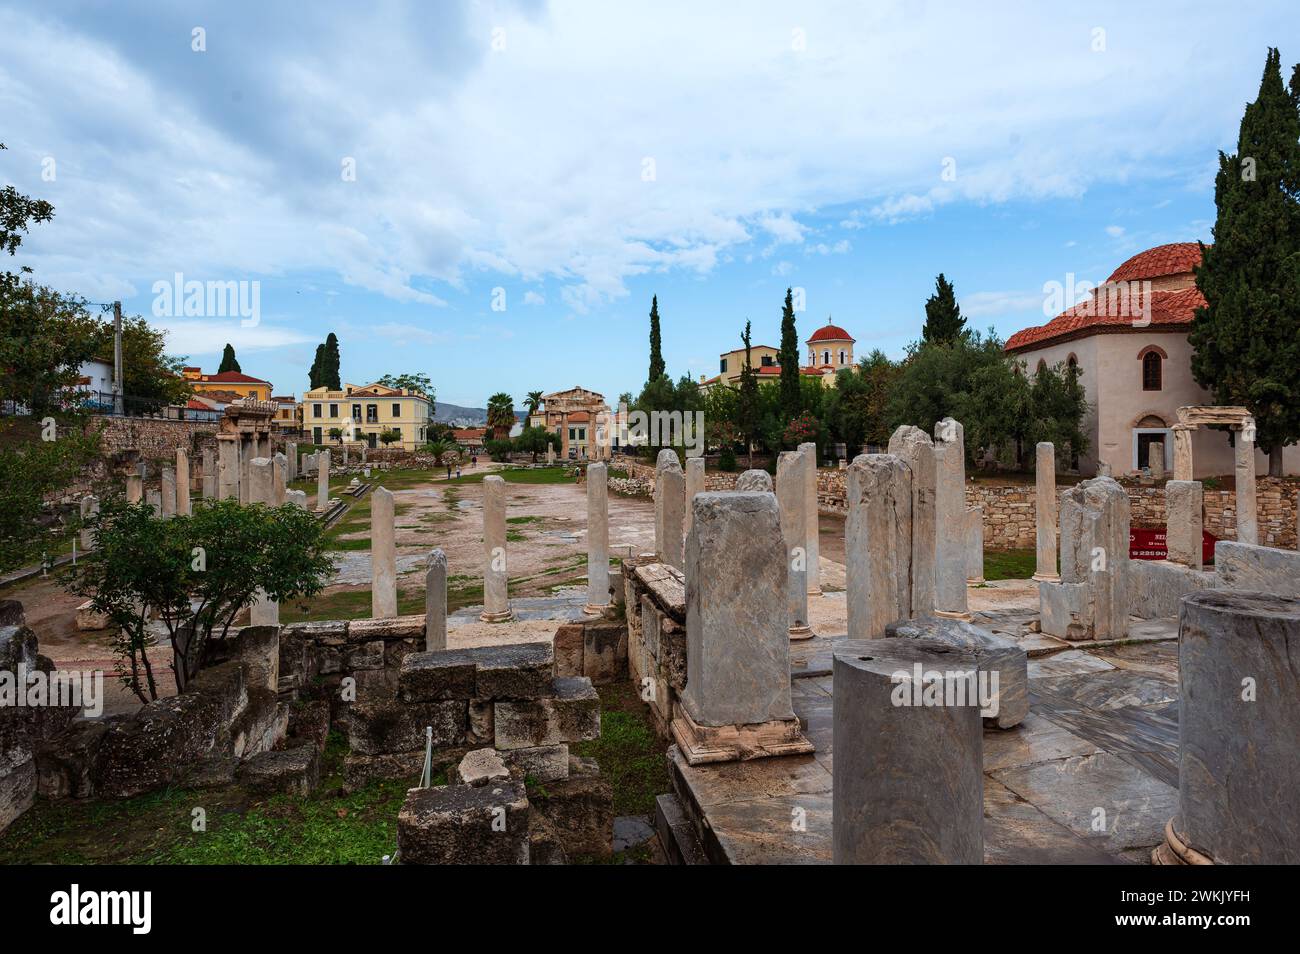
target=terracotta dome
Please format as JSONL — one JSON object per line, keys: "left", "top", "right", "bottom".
{"left": 807, "top": 322, "right": 855, "bottom": 343}
{"left": 1107, "top": 242, "right": 1203, "bottom": 284}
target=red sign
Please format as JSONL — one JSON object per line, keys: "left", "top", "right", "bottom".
{"left": 1129, "top": 527, "right": 1217, "bottom": 564}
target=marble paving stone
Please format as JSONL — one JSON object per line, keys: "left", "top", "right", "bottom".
{"left": 699, "top": 792, "right": 831, "bottom": 865}
{"left": 672, "top": 750, "right": 831, "bottom": 809}
{"left": 991, "top": 751, "right": 1177, "bottom": 852}
{"left": 981, "top": 712, "right": 1104, "bottom": 773}
{"left": 1027, "top": 649, "right": 1115, "bottom": 681}
{"left": 983, "top": 777, "right": 1121, "bottom": 865}
{"left": 1030, "top": 668, "right": 1177, "bottom": 712}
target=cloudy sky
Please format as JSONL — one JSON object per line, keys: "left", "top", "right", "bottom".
{"left": 2, "top": 1, "right": 1296, "bottom": 406}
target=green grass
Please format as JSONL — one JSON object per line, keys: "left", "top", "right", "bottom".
{"left": 444, "top": 466, "right": 576, "bottom": 486}
{"left": 982, "top": 548, "right": 1036, "bottom": 581}
{"left": 574, "top": 682, "right": 671, "bottom": 816}
{"left": 506, "top": 515, "right": 542, "bottom": 524}
{"left": 0, "top": 733, "right": 431, "bottom": 865}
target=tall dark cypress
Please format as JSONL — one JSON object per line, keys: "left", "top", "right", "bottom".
{"left": 1190, "top": 48, "right": 1300, "bottom": 476}
{"left": 309, "top": 343, "right": 324, "bottom": 389}
{"left": 323, "top": 333, "right": 342, "bottom": 390}
{"left": 648, "top": 295, "right": 666, "bottom": 383}
{"left": 778, "top": 288, "right": 801, "bottom": 422}
{"left": 217, "top": 343, "right": 241, "bottom": 374}
{"left": 738, "top": 320, "right": 759, "bottom": 467}
{"left": 921, "top": 273, "right": 966, "bottom": 344}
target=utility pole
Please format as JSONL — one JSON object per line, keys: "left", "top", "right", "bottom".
{"left": 112, "top": 301, "right": 124, "bottom": 415}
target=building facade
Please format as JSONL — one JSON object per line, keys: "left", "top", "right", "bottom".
{"left": 528, "top": 386, "right": 611, "bottom": 459}
{"left": 181, "top": 367, "right": 273, "bottom": 402}
{"left": 302, "top": 382, "right": 432, "bottom": 450}
{"left": 699, "top": 321, "right": 856, "bottom": 390}
{"left": 1005, "top": 242, "right": 1298, "bottom": 478}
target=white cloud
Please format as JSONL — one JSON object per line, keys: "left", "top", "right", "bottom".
{"left": 1106, "top": 225, "right": 1127, "bottom": 238}
{"left": 522, "top": 290, "right": 545, "bottom": 306}
{"left": 961, "top": 290, "right": 1044, "bottom": 318}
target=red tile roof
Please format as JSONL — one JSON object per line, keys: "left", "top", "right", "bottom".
{"left": 452, "top": 428, "right": 487, "bottom": 440}
{"left": 1107, "top": 242, "right": 1203, "bottom": 284}
{"left": 1005, "top": 286, "right": 1204, "bottom": 352}
{"left": 196, "top": 371, "right": 270, "bottom": 384}
{"left": 808, "top": 322, "right": 855, "bottom": 343}
{"left": 755, "top": 364, "right": 825, "bottom": 376}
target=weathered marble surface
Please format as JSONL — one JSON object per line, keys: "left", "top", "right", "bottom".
{"left": 833, "top": 640, "right": 984, "bottom": 864}
{"left": 371, "top": 487, "right": 397, "bottom": 619}
{"left": 655, "top": 450, "right": 685, "bottom": 572}
{"left": 845, "top": 454, "right": 911, "bottom": 639}
{"left": 1214, "top": 541, "right": 1300, "bottom": 598}
{"left": 734, "top": 469, "right": 772, "bottom": 492}
{"left": 1040, "top": 477, "right": 1129, "bottom": 640}
{"left": 1165, "top": 480, "right": 1202, "bottom": 568}
{"left": 586, "top": 462, "right": 610, "bottom": 610}
{"left": 1127, "top": 559, "right": 1216, "bottom": 619}
{"left": 933, "top": 417, "right": 968, "bottom": 617}
{"left": 887, "top": 425, "right": 936, "bottom": 616}
{"left": 798, "top": 442, "right": 821, "bottom": 595}
{"left": 1034, "top": 442, "right": 1057, "bottom": 581}
{"left": 777, "top": 450, "right": 810, "bottom": 635}
{"left": 1176, "top": 590, "right": 1300, "bottom": 863}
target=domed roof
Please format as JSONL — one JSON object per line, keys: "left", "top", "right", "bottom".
{"left": 1107, "top": 242, "right": 1203, "bottom": 284}
{"left": 807, "top": 322, "right": 855, "bottom": 344}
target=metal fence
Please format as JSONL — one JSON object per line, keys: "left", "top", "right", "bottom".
{"left": 0, "top": 389, "right": 223, "bottom": 422}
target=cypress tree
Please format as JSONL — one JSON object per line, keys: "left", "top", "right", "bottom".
{"left": 921, "top": 273, "right": 967, "bottom": 344}
{"left": 778, "top": 287, "right": 801, "bottom": 422}
{"left": 309, "top": 343, "right": 324, "bottom": 389}
{"left": 1190, "top": 48, "right": 1300, "bottom": 476}
{"left": 323, "top": 333, "right": 342, "bottom": 390}
{"left": 217, "top": 343, "right": 241, "bottom": 374}
{"left": 648, "top": 295, "right": 666, "bottom": 383}
{"left": 738, "top": 320, "right": 759, "bottom": 468}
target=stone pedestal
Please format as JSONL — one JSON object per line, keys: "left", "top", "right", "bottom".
{"left": 1234, "top": 430, "right": 1258, "bottom": 545}
{"left": 272, "top": 453, "right": 287, "bottom": 505}
{"left": 248, "top": 458, "right": 279, "bottom": 625}
{"left": 1166, "top": 480, "right": 1203, "bottom": 569}
{"left": 175, "top": 449, "right": 191, "bottom": 516}
{"left": 832, "top": 640, "right": 984, "bottom": 864}
{"left": 684, "top": 457, "right": 705, "bottom": 534}
{"left": 1033, "top": 441, "right": 1058, "bottom": 581}
{"left": 673, "top": 491, "right": 812, "bottom": 764}
{"left": 217, "top": 436, "right": 239, "bottom": 500}
{"left": 965, "top": 507, "right": 984, "bottom": 584}
{"left": 146, "top": 489, "right": 162, "bottom": 516}
{"left": 777, "top": 450, "right": 812, "bottom": 639}
{"left": 371, "top": 487, "right": 397, "bottom": 619}
{"left": 1157, "top": 591, "right": 1300, "bottom": 864}
{"left": 315, "top": 450, "right": 331, "bottom": 512}
{"left": 1149, "top": 441, "right": 1165, "bottom": 481}
{"left": 481, "top": 475, "right": 512, "bottom": 622}
{"left": 1172, "top": 425, "right": 1194, "bottom": 481}
{"left": 125, "top": 473, "right": 142, "bottom": 504}
{"left": 735, "top": 470, "right": 772, "bottom": 492}
{"left": 160, "top": 465, "right": 176, "bottom": 518}
{"left": 425, "top": 548, "right": 447, "bottom": 651}
{"left": 585, "top": 462, "right": 610, "bottom": 614}
{"left": 845, "top": 454, "right": 911, "bottom": 639}
{"left": 933, "top": 418, "right": 969, "bottom": 619}
{"left": 1039, "top": 476, "right": 1129, "bottom": 640}
{"left": 798, "top": 442, "right": 821, "bottom": 595}
{"left": 286, "top": 442, "right": 298, "bottom": 481}
{"left": 202, "top": 448, "right": 216, "bottom": 499}
{"left": 654, "top": 450, "right": 685, "bottom": 572}
{"left": 286, "top": 489, "right": 308, "bottom": 509}
{"left": 887, "top": 426, "right": 936, "bottom": 616}
{"left": 79, "top": 495, "right": 98, "bottom": 550}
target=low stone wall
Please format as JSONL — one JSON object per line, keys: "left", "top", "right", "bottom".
{"left": 624, "top": 559, "right": 687, "bottom": 737}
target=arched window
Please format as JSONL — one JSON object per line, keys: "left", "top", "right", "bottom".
{"left": 1066, "top": 353, "right": 1078, "bottom": 371}
{"left": 1036, "top": 359, "right": 1047, "bottom": 376}
{"left": 1141, "top": 350, "right": 1162, "bottom": 391}
{"left": 822, "top": 350, "right": 831, "bottom": 365}
{"left": 839, "top": 349, "right": 847, "bottom": 365}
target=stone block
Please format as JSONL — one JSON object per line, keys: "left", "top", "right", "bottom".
{"left": 398, "top": 650, "right": 477, "bottom": 702}
{"left": 348, "top": 615, "right": 425, "bottom": 642}
{"left": 473, "top": 642, "right": 554, "bottom": 700}
{"left": 582, "top": 620, "right": 626, "bottom": 684}
{"left": 494, "top": 677, "right": 600, "bottom": 750}
{"left": 347, "top": 699, "right": 466, "bottom": 755}
{"left": 1128, "top": 560, "right": 1216, "bottom": 619}
{"left": 0, "top": 749, "right": 34, "bottom": 834}
{"left": 552, "top": 623, "right": 585, "bottom": 678}
{"left": 397, "top": 781, "right": 530, "bottom": 865}
{"left": 503, "top": 743, "right": 570, "bottom": 783}
{"left": 529, "top": 764, "right": 613, "bottom": 859}
{"left": 237, "top": 746, "right": 321, "bottom": 796}
{"left": 456, "top": 747, "right": 509, "bottom": 786}
{"left": 1214, "top": 541, "right": 1300, "bottom": 598}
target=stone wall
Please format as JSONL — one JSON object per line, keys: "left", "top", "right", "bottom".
{"left": 617, "top": 457, "right": 1300, "bottom": 551}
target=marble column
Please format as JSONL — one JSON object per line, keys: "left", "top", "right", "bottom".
{"left": 1172, "top": 425, "right": 1194, "bottom": 481}
{"left": 1149, "top": 441, "right": 1165, "bottom": 481}
{"left": 248, "top": 458, "right": 279, "bottom": 625}
{"left": 79, "top": 495, "right": 98, "bottom": 551}
{"left": 965, "top": 507, "right": 984, "bottom": 584}
{"left": 845, "top": 454, "right": 912, "bottom": 639}
{"left": 146, "top": 489, "right": 162, "bottom": 516}
{"left": 887, "top": 425, "right": 936, "bottom": 618}
{"left": 175, "top": 448, "right": 191, "bottom": 516}
{"left": 1033, "top": 442, "right": 1058, "bottom": 581}
{"left": 315, "top": 450, "right": 331, "bottom": 512}
{"left": 125, "top": 472, "right": 143, "bottom": 504}
{"left": 798, "top": 441, "right": 821, "bottom": 595}
{"left": 585, "top": 462, "right": 610, "bottom": 614}
{"left": 480, "top": 475, "right": 512, "bottom": 622}
{"left": 425, "top": 548, "right": 447, "bottom": 651}
{"left": 777, "top": 450, "right": 812, "bottom": 638}
{"left": 1166, "top": 480, "right": 1203, "bottom": 569}
{"left": 272, "top": 452, "right": 287, "bottom": 505}
{"left": 933, "top": 418, "right": 969, "bottom": 619}
{"left": 833, "top": 641, "right": 984, "bottom": 864}
{"left": 239, "top": 437, "right": 251, "bottom": 504}
{"left": 286, "top": 442, "right": 298, "bottom": 482}
{"left": 1040, "top": 477, "right": 1130, "bottom": 640}
{"left": 217, "top": 436, "right": 239, "bottom": 500}
{"left": 201, "top": 447, "right": 216, "bottom": 499}
{"left": 1234, "top": 426, "right": 1258, "bottom": 545}
{"left": 160, "top": 465, "right": 176, "bottom": 518}
{"left": 684, "top": 456, "right": 705, "bottom": 535}
{"left": 371, "top": 487, "right": 397, "bottom": 619}
{"left": 654, "top": 449, "right": 685, "bottom": 572}
{"left": 1168, "top": 591, "right": 1300, "bottom": 864}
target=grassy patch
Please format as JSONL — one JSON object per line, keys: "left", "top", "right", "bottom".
{"left": 983, "top": 548, "right": 1036, "bottom": 581}
{"left": 0, "top": 733, "right": 424, "bottom": 865}
{"left": 445, "top": 466, "right": 575, "bottom": 486}
{"left": 506, "top": 515, "right": 542, "bottom": 524}
{"left": 574, "top": 681, "right": 671, "bottom": 816}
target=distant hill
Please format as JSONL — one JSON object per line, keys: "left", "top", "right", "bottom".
{"left": 432, "top": 401, "right": 529, "bottom": 426}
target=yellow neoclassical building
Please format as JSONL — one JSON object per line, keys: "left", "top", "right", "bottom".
{"left": 181, "top": 367, "right": 273, "bottom": 402}
{"left": 302, "top": 382, "right": 432, "bottom": 450}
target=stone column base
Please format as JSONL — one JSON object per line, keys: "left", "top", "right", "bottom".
{"left": 479, "top": 608, "right": 514, "bottom": 623}
{"left": 966, "top": 576, "right": 985, "bottom": 586}
{"left": 671, "top": 703, "right": 814, "bottom": 765}
{"left": 1151, "top": 818, "right": 1214, "bottom": 865}
{"left": 788, "top": 623, "right": 814, "bottom": 640}
{"left": 934, "top": 609, "right": 972, "bottom": 621}
{"left": 583, "top": 601, "right": 610, "bottom": 616}
{"left": 1031, "top": 572, "right": 1059, "bottom": 582}
{"left": 806, "top": 586, "right": 823, "bottom": 597}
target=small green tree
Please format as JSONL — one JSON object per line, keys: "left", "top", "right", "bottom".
{"left": 921, "top": 273, "right": 967, "bottom": 344}
{"left": 648, "top": 295, "right": 666, "bottom": 384}
{"left": 513, "top": 425, "right": 552, "bottom": 461}
{"left": 778, "top": 288, "right": 802, "bottom": 422}
{"left": 217, "top": 343, "right": 241, "bottom": 373}
{"left": 486, "top": 392, "right": 516, "bottom": 440}
{"left": 379, "top": 428, "right": 402, "bottom": 447}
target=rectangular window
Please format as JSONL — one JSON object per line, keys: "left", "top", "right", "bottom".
{"left": 329, "top": 403, "right": 338, "bottom": 418}
{"left": 367, "top": 404, "right": 378, "bottom": 424}
{"left": 313, "top": 403, "right": 322, "bottom": 418}
{"left": 720, "top": 357, "right": 728, "bottom": 373}
{"left": 313, "top": 427, "right": 322, "bottom": 444}
{"left": 392, "top": 403, "right": 401, "bottom": 418}
{"left": 352, "top": 404, "right": 361, "bottom": 421}
{"left": 761, "top": 355, "right": 774, "bottom": 367}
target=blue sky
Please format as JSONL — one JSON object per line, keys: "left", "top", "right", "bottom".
{"left": 2, "top": 1, "right": 1296, "bottom": 406}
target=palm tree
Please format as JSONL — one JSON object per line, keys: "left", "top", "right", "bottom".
{"left": 486, "top": 392, "right": 516, "bottom": 441}
{"left": 524, "top": 390, "right": 544, "bottom": 420}
{"left": 425, "top": 438, "right": 457, "bottom": 466}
